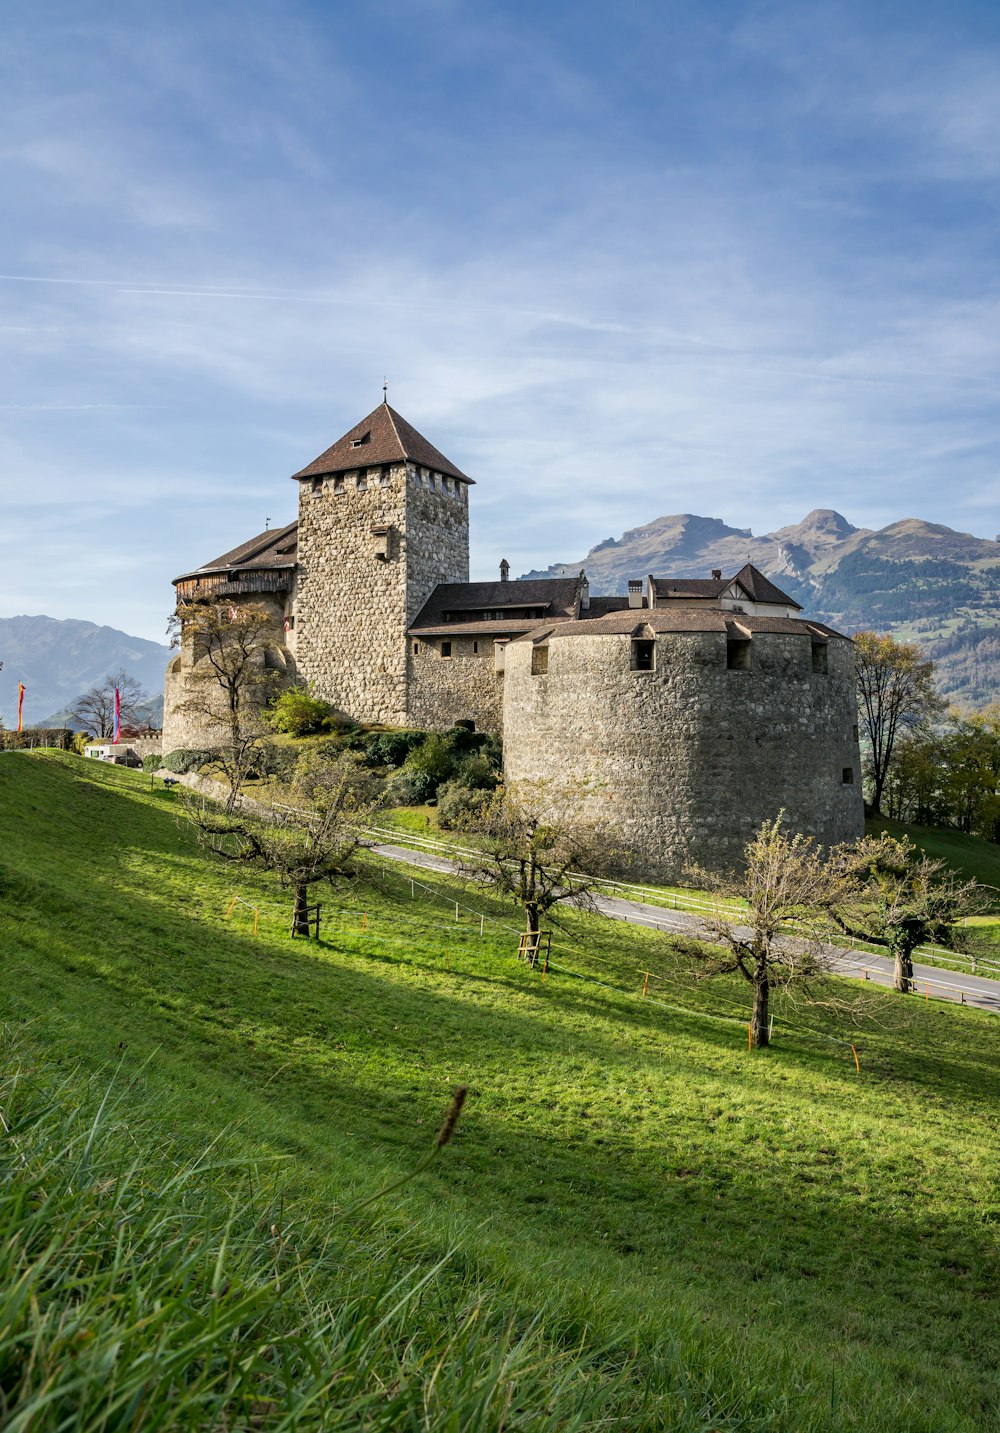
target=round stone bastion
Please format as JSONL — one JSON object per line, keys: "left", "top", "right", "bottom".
{"left": 501, "top": 614, "right": 865, "bottom": 883}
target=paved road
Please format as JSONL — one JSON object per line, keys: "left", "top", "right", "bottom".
{"left": 372, "top": 841, "right": 1000, "bottom": 1015}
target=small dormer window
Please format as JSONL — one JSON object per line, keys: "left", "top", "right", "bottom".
{"left": 351, "top": 432, "right": 370, "bottom": 448}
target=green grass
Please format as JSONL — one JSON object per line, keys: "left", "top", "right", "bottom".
{"left": 3, "top": 753, "right": 1000, "bottom": 1429}
{"left": 866, "top": 814, "right": 1000, "bottom": 893}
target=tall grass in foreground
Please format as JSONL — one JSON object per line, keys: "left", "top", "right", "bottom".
{"left": 0, "top": 1037, "right": 721, "bottom": 1432}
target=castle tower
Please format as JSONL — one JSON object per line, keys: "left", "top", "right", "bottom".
{"left": 291, "top": 400, "right": 473, "bottom": 725}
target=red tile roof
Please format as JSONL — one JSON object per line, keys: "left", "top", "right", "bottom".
{"left": 291, "top": 403, "right": 472, "bottom": 483}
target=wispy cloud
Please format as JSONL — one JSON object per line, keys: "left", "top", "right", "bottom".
{"left": 0, "top": 0, "right": 998, "bottom": 637}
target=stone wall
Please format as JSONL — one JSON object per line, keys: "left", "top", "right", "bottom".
{"left": 502, "top": 628, "right": 864, "bottom": 882}
{"left": 407, "top": 635, "right": 504, "bottom": 734}
{"left": 161, "top": 592, "right": 294, "bottom": 754}
{"left": 295, "top": 462, "right": 469, "bottom": 726}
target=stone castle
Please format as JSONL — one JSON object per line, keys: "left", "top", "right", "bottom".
{"left": 163, "top": 399, "right": 865, "bottom": 878}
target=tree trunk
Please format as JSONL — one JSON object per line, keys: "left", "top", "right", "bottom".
{"left": 750, "top": 976, "right": 770, "bottom": 1048}
{"left": 526, "top": 901, "right": 540, "bottom": 937}
{"left": 291, "top": 882, "right": 311, "bottom": 937}
{"left": 894, "top": 950, "right": 914, "bottom": 994}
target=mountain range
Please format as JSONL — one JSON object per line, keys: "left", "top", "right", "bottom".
{"left": 522, "top": 509, "right": 1000, "bottom": 707}
{"left": 0, "top": 616, "right": 170, "bottom": 730}
{"left": 2, "top": 509, "right": 996, "bottom": 727}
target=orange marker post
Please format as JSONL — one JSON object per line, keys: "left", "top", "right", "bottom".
{"left": 361, "top": 913, "right": 367, "bottom": 932}
{"left": 851, "top": 1044, "right": 860, "bottom": 1073}
{"left": 225, "top": 896, "right": 238, "bottom": 920}
{"left": 642, "top": 971, "right": 650, "bottom": 997}
{"left": 253, "top": 909, "right": 259, "bottom": 939}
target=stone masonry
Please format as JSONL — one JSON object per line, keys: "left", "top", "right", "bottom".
{"left": 502, "top": 624, "right": 864, "bottom": 882}
{"left": 295, "top": 463, "right": 469, "bottom": 726}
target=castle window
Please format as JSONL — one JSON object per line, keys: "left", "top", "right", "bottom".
{"left": 852, "top": 724, "right": 859, "bottom": 742}
{"left": 531, "top": 645, "right": 549, "bottom": 675}
{"left": 811, "top": 641, "right": 828, "bottom": 674}
{"left": 631, "top": 639, "right": 655, "bottom": 671}
{"left": 333, "top": 475, "right": 345, "bottom": 495}
{"left": 727, "top": 638, "right": 752, "bottom": 671}
{"left": 842, "top": 767, "right": 854, "bottom": 784}
{"left": 412, "top": 641, "right": 419, "bottom": 654}
{"left": 440, "top": 641, "right": 452, "bottom": 658}
{"left": 311, "top": 477, "right": 323, "bottom": 496}
{"left": 356, "top": 470, "right": 367, "bottom": 492}
{"left": 379, "top": 467, "right": 391, "bottom": 488}
{"left": 473, "top": 641, "right": 478, "bottom": 653}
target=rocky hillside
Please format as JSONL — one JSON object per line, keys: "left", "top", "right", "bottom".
{"left": 523, "top": 510, "right": 1000, "bottom": 707}
{"left": 0, "top": 616, "right": 171, "bottom": 730}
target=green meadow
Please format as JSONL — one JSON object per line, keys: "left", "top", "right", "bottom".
{"left": 2, "top": 751, "right": 1000, "bottom": 1430}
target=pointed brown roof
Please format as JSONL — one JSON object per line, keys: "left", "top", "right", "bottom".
{"left": 172, "top": 521, "right": 297, "bottom": 585}
{"left": 730, "top": 563, "right": 801, "bottom": 610}
{"left": 291, "top": 402, "right": 473, "bottom": 483}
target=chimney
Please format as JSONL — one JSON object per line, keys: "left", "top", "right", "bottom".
{"left": 499, "top": 558, "right": 510, "bottom": 582}
{"left": 711, "top": 568, "right": 722, "bottom": 580}
{"left": 627, "top": 579, "right": 643, "bottom": 609}
{"left": 579, "top": 571, "right": 590, "bottom": 610}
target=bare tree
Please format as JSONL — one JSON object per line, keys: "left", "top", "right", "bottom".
{"left": 831, "top": 832, "right": 987, "bottom": 993}
{"left": 174, "top": 602, "right": 284, "bottom": 809}
{"left": 71, "top": 669, "right": 148, "bottom": 737}
{"left": 689, "top": 815, "right": 859, "bottom": 1048}
{"left": 456, "top": 784, "right": 616, "bottom": 943}
{"left": 854, "top": 631, "right": 942, "bottom": 815}
{"left": 187, "top": 750, "right": 380, "bottom": 935}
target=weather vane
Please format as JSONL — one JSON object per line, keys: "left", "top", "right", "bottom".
{"left": 383, "top": 376, "right": 388, "bottom": 403}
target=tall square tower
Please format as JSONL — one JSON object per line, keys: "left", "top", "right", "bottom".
{"left": 291, "top": 400, "right": 472, "bottom": 724}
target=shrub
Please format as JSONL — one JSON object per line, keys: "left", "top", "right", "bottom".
{"left": 437, "top": 779, "right": 492, "bottom": 829}
{"left": 255, "top": 742, "right": 297, "bottom": 781}
{"left": 143, "top": 753, "right": 164, "bottom": 772}
{"left": 268, "top": 687, "right": 337, "bottom": 737}
{"left": 453, "top": 752, "right": 500, "bottom": 791}
{"left": 401, "top": 733, "right": 457, "bottom": 792}
{"left": 360, "top": 729, "right": 427, "bottom": 768}
{"left": 385, "top": 767, "right": 437, "bottom": 805}
{"left": 163, "top": 748, "right": 217, "bottom": 774}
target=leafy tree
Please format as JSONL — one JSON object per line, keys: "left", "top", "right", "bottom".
{"left": 832, "top": 832, "right": 987, "bottom": 993}
{"left": 854, "top": 631, "right": 942, "bottom": 815}
{"left": 268, "top": 686, "right": 337, "bottom": 737}
{"left": 70, "top": 669, "right": 148, "bottom": 738}
{"left": 188, "top": 750, "right": 379, "bottom": 935}
{"left": 174, "top": 602, "right": 284, "bottom": 809}
{"left": 456, "top": 784, "right": 614, "bottom": 941}
{"left": 688, "top": 815, "right": 858, "bottom": 1049}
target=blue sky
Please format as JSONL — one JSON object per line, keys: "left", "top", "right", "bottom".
{"left": 2, "top": 0, "right": 999, "bottom": 643}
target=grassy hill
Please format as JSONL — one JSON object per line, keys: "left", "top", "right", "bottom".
{"left": 3, "top": 753, "right": 1000, "bottom": 1429}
